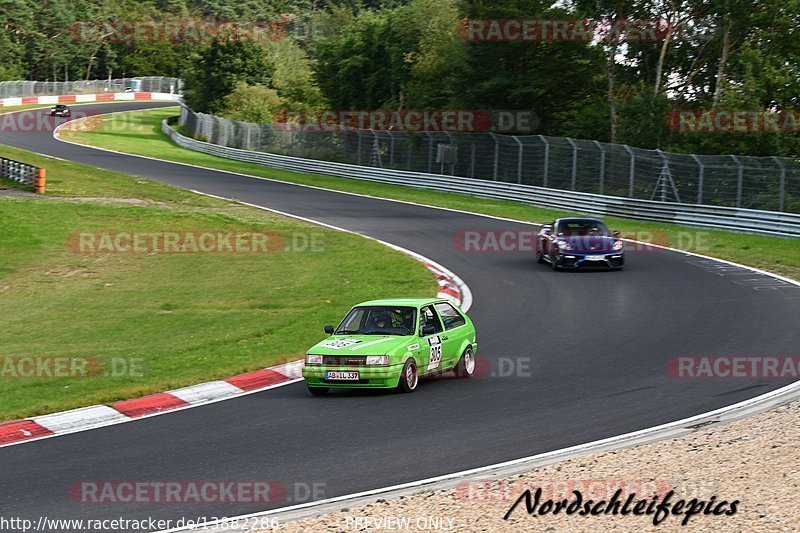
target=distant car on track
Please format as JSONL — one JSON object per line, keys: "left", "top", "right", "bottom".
{"left": 49, "top": 104, "right": 71, "bottom": 117}
{"left": 302, "top": 298, "right": 477, "bottom": 395}
{"left": 536, "top": 217, "right": 624, "bottom": 270}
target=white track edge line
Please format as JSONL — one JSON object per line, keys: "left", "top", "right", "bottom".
{"left": 39, "top": 109, "right": 800, "bottom": 531}
{"left": 0, "top": 110, "right": 471, "bottom": 447}
{"left": 0, "top": 378, "right": 303, "bottom": 450}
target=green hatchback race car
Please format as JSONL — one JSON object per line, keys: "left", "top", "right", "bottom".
{"left": 302, "top": 298, "right": 477, "bottom": 394}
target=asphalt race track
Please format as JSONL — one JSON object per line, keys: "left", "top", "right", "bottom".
{"left": 1, "top": 102, "right": 799, "bottom": 531}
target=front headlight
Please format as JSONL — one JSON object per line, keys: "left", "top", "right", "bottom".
{"left": 366, "top": 355, "right": 390, "bottom": 366}
{"left": 557, "top": 240, "right": 572, "bottom": 250}
{"left": 612, "top": 240, "right": 624, "bottom": 250}
{"left": 306, "top": 354, "right": 323, "bottom": 365}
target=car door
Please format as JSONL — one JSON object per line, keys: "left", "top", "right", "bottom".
{"left": 434, "top": 302, "right": 469, "bottom": 368}
{"left": 419, "top": 305, "right": 445, "bottom": 374}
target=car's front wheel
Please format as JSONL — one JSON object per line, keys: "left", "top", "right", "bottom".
{"left": 397, "top": 359, "right": 419, "bottom": 393}
{"left": 307, "top": 384, "right": 329, "bottom": 396}
{"left": 535, "top": 249, "right": 545, "bottom": 264}
{"left": 453, "top": 347, "right": 475, "bottom": 378}
{"left": 550, "top": 252, "right": 560, "bottom": 270}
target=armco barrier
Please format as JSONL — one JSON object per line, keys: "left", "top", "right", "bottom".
{"left": 161, "top": 119, "right": 800, "bottom": 237}
{"left": 0, "top": 92, "right": 181, "bottom": 108}
{"left": 0, "top": 157, "right": 40, "bottom": 187}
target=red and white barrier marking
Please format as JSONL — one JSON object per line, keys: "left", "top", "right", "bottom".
{"left": 0, "top": 260, "right": 467, "bottom": 447}
{"left": 0, "top": 92, "right": 181, "bottom": 108}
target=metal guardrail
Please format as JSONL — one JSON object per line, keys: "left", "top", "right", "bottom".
{"left": 162, "top": 119, "right": 800, "bottom": 237}
{"left": 0, "top": 157, "right": 39, "bottom": 187}
{"left": 0, "top": 77, "right": 182, "bottom": 98}
{"left": 180, "top": 105, "right": 800, "bottom": 214}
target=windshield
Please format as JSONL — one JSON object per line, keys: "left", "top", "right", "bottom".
{"left": 557, "top": 219, "right": 610, "bottom": 236}
{"left": 336, "top": 306, "right": 416, "bottom": 336}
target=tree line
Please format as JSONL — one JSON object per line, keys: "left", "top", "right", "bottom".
{"left": 1, "top": 0, "right": 798, "bottom": 156}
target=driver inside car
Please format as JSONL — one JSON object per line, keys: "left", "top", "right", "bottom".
{"left": 365, "top": 312, "right": 392, "bottom": 333}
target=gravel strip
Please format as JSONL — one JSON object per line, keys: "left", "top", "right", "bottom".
{"left": 269, "top": 400, "right": 800, "bottom": 532}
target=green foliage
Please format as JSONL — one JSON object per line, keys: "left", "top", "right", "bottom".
{"left": 266, "top": 38, "right": 325, "bottom": 109}
{"left": 2, "top": 0, "right": 799, "bottom": 157}
{"left": 219, "top": 81, "right": 284, "bottom": 122}
{"left": 182, "top": 41, "right": 274, "bottom": 113}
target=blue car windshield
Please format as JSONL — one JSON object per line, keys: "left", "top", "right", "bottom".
{"left": 557, "top": 220, "right": 610, "bottom": 236}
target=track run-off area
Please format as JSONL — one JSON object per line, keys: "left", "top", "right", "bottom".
{"left": 1, "top": 102, "right": 799, "bottom": 531}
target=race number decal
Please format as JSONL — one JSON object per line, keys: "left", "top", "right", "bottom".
{"left": 321, "top": 338, "right": 363, "bottom": 350}
{"left": 427, "top": 335, "right": 442, "bottom": 371}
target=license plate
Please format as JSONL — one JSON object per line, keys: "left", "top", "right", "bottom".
{"left": 586, "top": 255, "right": 606, "bottom": 261}
{"left": 325, "top": 371, "right": 360, "bottom": 381}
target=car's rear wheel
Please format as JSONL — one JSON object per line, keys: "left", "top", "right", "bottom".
{"left": 397, "top": 359, "right": 419, "bottom": 393}
{"left": 535, "top": 249, "right": 545, "bottom": 264}
{"left": 453, "top": 347, "right": 475, "bottom": 378}
{"left": 307, "top": 384, "right": 329, "bottom": 396}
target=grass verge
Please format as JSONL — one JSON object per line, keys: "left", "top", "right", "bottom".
{"left": 0, "top": 143, "right": 436, "bottom": 421}
{"left": 58, "top": 107, "right": 800, "bottom": 281}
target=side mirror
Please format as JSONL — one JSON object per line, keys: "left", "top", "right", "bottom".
{"left": 612, "top": 230, "right": 620, "bottom": 237}
{"left": 324, "top": 325, "right": 334, "bottom": 335}
{"left": 421, "top": 324, "right": 436, "bottom": 336}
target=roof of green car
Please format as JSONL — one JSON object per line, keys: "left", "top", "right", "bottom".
{"left": 355, "top": 297, "right": 448, "bottom": 307}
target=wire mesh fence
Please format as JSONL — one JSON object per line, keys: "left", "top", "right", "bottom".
{"left": 0, "top": 77, "right": 182, "bottom": 98}
{"left": 177, "top": 104, "right": 800, "bottom": 214}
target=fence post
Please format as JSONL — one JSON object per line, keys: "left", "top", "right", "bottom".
{"left": 691, "top": 154, "right": 704, "bottom": 204}
{"left": 444, "top": 132, "right": 454, "bottom": 175}
{"left": 654, "top": 149, "right": 673, "bottom": 202}
{"left": 470, "top": 142, "right": 476, "bottom": 178}
{"left": 624, "top": 145, "right": 635, "bottom": 197}
{"left": 426, "top": 133, "right": 434, "bottom": 173}
{"left": 772, "top": 156, "right": 786, "bottom": 212}
{"left": 356, "top": 131, "right": 363, "bottom": 166}
{"left": 539, "top": 135, "right": 549, "bottom": 188}
{"left": 730, "top": 155, "right": 743, "bottom": 208}
{"left": 36, "top": 168, "right": 46, "bottom": 194}
{"left": 489, "top": 133, "right": 499, "bottom": 180}
{"left": 566, "top": 137, "right": 578, "bottom": 190}
{"left": 513, "top": 135, "right": 524, "bottom": 183}
{"left": 594, "top": 140, "right": 605, "bottom": 195}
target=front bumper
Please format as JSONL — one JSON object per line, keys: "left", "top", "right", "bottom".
{"left": 555, "top": 251, "right": 624, "bottom": 269}
{"left": 302, "top": 364, "right": 404, "bottom": 388}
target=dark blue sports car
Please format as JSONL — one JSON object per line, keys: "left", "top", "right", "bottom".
{"left": 536, "top": 217, "right": 625, "bottom": 270}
